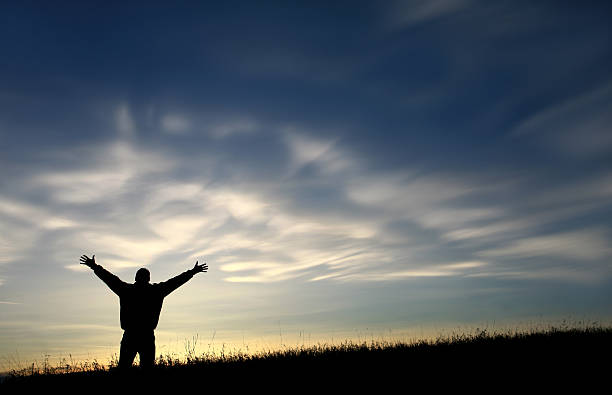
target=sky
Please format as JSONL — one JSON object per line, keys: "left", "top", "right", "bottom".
{"left": 1, "top": 0, "right": 612, "bottom": 369}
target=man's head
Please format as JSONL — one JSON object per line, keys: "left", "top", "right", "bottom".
{"left": 135, "top": 268, "right": 150, "bottom": 284}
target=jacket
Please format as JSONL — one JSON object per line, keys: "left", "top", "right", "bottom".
{"left": 92, "top": 264, "right": 194, "bottom": 331}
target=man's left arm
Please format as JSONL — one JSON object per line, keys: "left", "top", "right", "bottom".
{"left": 160, "top": 261, "right": 208, "bottom": 297}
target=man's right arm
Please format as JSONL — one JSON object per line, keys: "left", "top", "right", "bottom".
{"left": 80, "top": 254, "right": 126, "bottom": 296}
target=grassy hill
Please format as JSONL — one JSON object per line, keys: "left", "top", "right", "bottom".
{"left": 2, "top": 325, "right": 610, "bottom": 392}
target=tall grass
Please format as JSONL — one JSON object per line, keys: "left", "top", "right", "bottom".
{"left": 3, "top": 322, "right": 610, "bottom": 391}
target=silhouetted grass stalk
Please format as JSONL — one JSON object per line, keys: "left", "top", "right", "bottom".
{"left": 4, "top": 321, "right": 609, "bottom": 379}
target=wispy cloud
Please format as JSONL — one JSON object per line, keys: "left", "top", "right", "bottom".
{"left": 1, "top": 90, "right": 611, "bottom": 286}
{"left": 512, "top": 82, "right": 612, "bottom": 157}
{"left": 0, "top": 197, "right": 76, "bottom": 229}
{"left": 478, "top": 228, "right": 611, "bottom": 261}
{"left": 115, "top": 103, "right": 136, "bottom": 138}
{"left": 283, "top": 131, "right": 339, "bottom": 176}
{"left": 161, "top": 114, "right": 192, "bottom": 134}
{"left": 31, "top": 141, "right": 174, "bottom": 204}
{"left": 386, "top": 0, "right": 472, "bottom": 30}
{"left": 210, "top": 119, "right": 258, "bottom": 139}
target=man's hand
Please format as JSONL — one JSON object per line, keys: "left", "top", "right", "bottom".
{"left": 192, "top": 261, "right": 208, "bottom": 275}
{"left": 80, "top": 254, "right": 96, "bottom": 268}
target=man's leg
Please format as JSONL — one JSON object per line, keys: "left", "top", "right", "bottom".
{"left": 118, "top": 331, "right": 137, "bottom": 369}
{"left": 138, "top": 331, "right": 156, "bottom": 369}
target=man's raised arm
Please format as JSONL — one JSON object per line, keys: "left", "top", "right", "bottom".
{"left": 159, "top": 261, "right": 208, "bottom": 298}
{"left": 80, "top": 254, "right": 126, "bottom": 296}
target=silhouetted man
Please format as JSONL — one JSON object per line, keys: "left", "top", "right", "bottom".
{"left": 80, "top": 254, "right": 208, "bottom": 369}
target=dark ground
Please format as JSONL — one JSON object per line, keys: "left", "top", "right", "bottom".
{"left": 2, "top": 327, "right": 610, "bottom": 392}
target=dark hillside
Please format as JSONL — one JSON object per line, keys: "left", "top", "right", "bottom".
{"left": 2, "top": 327, "right": 610, "bottom": 392}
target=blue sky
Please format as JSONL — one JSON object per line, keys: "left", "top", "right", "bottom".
{"left": 1, "top": 1, "right": 611, "bottom": 368}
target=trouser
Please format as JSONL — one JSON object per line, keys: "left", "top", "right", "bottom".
{"left": 118, "top": 329, "right": 155, "bottom": 369}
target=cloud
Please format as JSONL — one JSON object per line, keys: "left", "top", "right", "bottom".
{"left": 343, "top": 171, "right": 504, "bottom": 239}
{"left": 115, "top": 103, "right": 136, "bottom": 138}
{"left": 464, "top": 268, "right": 602, "bottom": 283}
{"left": 386, "top": 0, "right": 472, "bottom": 30}
{"left": 318, "top": 260, "right": 487, "bottom": 282}
{"left": 527, "top": 173, "right": 612, "bottom": 208}
{"left": 417, "top": 207, "right": 504, "bottom": 230}
{"left": 442, "top": 220, "right": 529, "bottom": 243}
{"left": 0, "top": 197, "right": 76, "bottom": 229}
{"left": 161, "top": 114, "right": 191, "bottom": 134}
{"left": 478, "top": 228, "right": 611, "bottom": 261}
{"left": 512, "top": 82, "right": 612, "bottom": 157}
{"left": 336, "top": 270, "right": 455, "bottom": 281}
{"left": 32, "top": 141, "right": 174, "bottom": 204}
{"left": 209, "top": 119, "right": 258, "bottom": 139}
{"left": 159, "top": 109, "right": 258, "bottom": 139}
{"left": 441, "top": 200, "right": 607, "bottom": 244}
{"left": 432, "top": 172, "right": 612, "bottom": 250}
{"left": 441, "top": 261, "right": 487, "bottom": 270}
{"left": 2, "top": 123, "right": 611, "bottom": 284}
{"left": 284, "top": 131, "right": 337, "bottom": 175}
{"left": 0, "top": 196, "right": 77, "bottom": 266}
